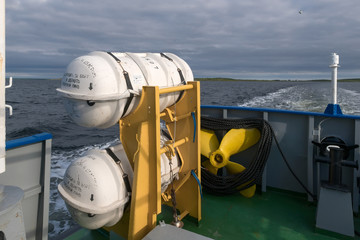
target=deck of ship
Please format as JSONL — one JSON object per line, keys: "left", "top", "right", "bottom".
{"left": 62, "top": 187, "right": 360, "bottom": 240}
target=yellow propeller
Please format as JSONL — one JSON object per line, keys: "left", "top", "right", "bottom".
{"left": 201, "top": 129, "right": 220, "bottom": 159}
{"left": 200, "top": 128, "right": 260, "bottom": 198}
{"left": 209, "top": 128, "right": 260, "bottom": 169}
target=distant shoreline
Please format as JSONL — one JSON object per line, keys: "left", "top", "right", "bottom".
{"left": 195, "top": 77, "right": 360, "bottom": 82}
{"left": 7, "top": 77, "right": 360, "bottom": 82}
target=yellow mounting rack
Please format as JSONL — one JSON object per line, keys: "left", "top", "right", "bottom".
{"left": 105, "top": 81, "right": 201, "bottom": 240}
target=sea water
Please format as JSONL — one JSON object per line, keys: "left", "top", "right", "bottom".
{"left": 5, "top": 79, "right": 360, "bottom": 238}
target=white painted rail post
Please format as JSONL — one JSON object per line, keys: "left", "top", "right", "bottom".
{"left": 0, "top": 0, "right": 6, "bottom": 174}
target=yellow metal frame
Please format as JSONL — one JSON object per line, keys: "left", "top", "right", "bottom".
{"left": 107, "top": 81, "right": 201, "bottom": 240}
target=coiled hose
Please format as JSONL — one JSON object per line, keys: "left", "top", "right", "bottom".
{"left": 201, "top": 116, "right": 316, "bottom": 199}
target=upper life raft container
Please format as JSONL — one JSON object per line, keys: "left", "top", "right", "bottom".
{"left": 57, "top": 51, "right": 193, "bottom": 128}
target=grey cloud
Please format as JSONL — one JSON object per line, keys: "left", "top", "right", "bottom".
{"left": 4, "top": 0, "right": 360, "bottom": 79}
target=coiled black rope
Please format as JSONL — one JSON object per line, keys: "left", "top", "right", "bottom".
{"left": 201, "top": 117, "right": 272, "bottom": 194}
{"left": 201, "top": 116, "right": 316, "bottom": 199}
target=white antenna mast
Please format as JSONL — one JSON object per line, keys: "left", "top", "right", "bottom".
{"left": 330, "top": 53, "right": 339, "bottom": 104}
{"left": 324, "top": 53, "right": 342, "bottom": 115}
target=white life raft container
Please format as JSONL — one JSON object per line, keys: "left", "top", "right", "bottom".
{"left": 57, "top": 51, "right": 193, "bottom": 128}
{"left": 58, "top": 133, "right": 181, "bottom": 229}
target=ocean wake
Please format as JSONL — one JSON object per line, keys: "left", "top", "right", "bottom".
{"left": 238, "top": 85, "right": 360, "bottom": 115}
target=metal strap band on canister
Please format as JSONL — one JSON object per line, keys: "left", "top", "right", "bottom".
{"left": 160, "top": 53, "right": 186, "bottom": 100}
{"left": 105, "top": 148, "right": 132, "bottom": 193}
{"left": 160, "top": 53, "right": 186, "bottom": 85}
{"left": 121, "top": 71, "right": 134, "bottom": 118}
{"left": 107, "top": 52, "right": 134, "bottom": 118}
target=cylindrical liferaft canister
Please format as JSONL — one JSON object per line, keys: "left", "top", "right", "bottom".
{"left": 57, "top": 52, "right": 193, "bottom": 128}
{"left": 58, "top": 132, "right": 181, "bottom": 229}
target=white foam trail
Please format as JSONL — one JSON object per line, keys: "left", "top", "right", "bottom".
{"left": 238, "top": 84, "right": 360, "bottom": 115}
{"left": 337, "top": 88, "right": 360, "bottom": 115}
{"left": 238, "top": 86, "right": 296, "bottom": 108}
{"left": 238, "top": 85, "right": 330, "bottom": 113}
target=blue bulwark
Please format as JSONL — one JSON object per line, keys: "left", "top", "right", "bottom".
{"left": 324, "top": 103, "right": 343, "bottom": 115}
{"left": 201, "top": 105, "right": 360, "bottom": 120}
{"left": 6, "top": 133, "right": 53, "bottom": 150}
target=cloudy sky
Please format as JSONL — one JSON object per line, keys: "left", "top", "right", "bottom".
{"left": 4, "top": 0, "right": 360, "bottom": 80}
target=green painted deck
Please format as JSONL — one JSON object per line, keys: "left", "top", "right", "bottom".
{"left": 63, "top": 188, "right": 360, "bottom": 240}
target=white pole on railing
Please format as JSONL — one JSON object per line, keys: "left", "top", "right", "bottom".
{"left": 0, "top": 0, "right": 6, "bottom": 174}
{"left": 329, "top": 53, "right": 339, "bottom": 105}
